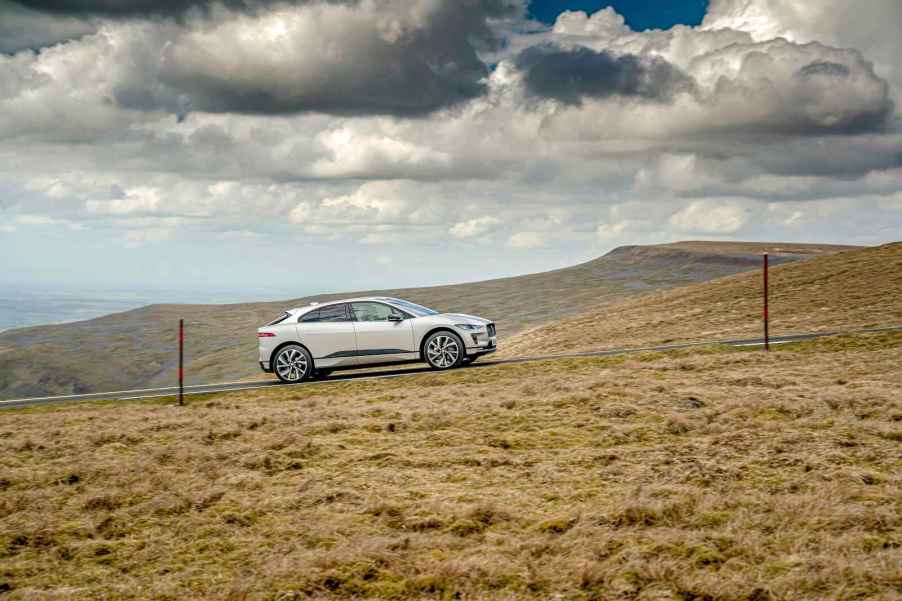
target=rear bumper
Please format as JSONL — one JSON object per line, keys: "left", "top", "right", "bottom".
{"left": 259, "top": 361, "right": 272, "bottom": 373}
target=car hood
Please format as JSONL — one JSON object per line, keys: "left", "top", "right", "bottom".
{"left": 438, "top": 313, "right": 492, "bottom": 326}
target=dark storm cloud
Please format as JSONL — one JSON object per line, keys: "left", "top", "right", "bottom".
{"left": 515, "top": 44, "right": 696, "bottom": 105}
{"left": 112, "top": 0, "right": 521, "bottom": 118}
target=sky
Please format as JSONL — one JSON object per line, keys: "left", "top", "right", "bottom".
{"left": 1, "top": 0, "right": 901, "bottom": 299}
{"left": 529, "top": 1, "right": 708, "bottom": 30}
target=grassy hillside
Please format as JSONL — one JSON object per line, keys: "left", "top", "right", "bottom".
{"left": 2, "top": 331, "right": 900, "bottom": 599}
{"left": 502, "top": 242, "right": 902, "bottom": 358}
{"left": 0, "top": 242, "right": 851, "bottom": 400}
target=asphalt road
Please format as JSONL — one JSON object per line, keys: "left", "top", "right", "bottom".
{"left": 2, "top": 326, "right": 899, "bottom": 410}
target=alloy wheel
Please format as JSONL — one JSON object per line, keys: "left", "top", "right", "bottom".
{"left": 426, "top": 334, "right": 460, "bottom": 369}
{"left": 275, "top": 347, "right": 309, "bottom": 382}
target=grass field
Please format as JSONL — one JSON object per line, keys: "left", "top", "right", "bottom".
{"left": 2, "top": 331, "right": 900, "bottom": 600}
{"left": 502, "top": 242, "right": 902, "bottom": 358}
{"left": 0, "top": 241, "right": 851, "bottom": 400}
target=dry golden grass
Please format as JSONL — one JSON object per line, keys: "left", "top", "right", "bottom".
{"left": 2, "top": 332, "right": 901, "bottom": 600}
{"left": 501, "top": 242, "right": 902, "bottom": 358}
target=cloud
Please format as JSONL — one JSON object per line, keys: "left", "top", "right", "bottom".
{"left": 2, "top": 0, "right": 902, "bottom": 289}
{"left": 287, "top": 181, "right": 450, "bottom": 242}
{"left": 690, "top": 39, "right": 894, "bottom": 135}
{"left": 311, "top": 127, "right": 453, "bottom": 179}
{"left": 669, "top": 199, "right": 752, "bottom": 234}
{"left": 110, "top": 0, "right": 523, "bottom": 118}
{"left": 9, "top": 0, "right": 309, "bottom": 19}
{"left": 0, "top": 0, "right": 95, "bottom": 53}
{"left": 507, "top": 231, "right": 544, "bottom": 249}
{"left": 702, "top": 0, "right": 902, "bottom": 99}
{"left": 84, "top": 186, "right": 162, "bottom": 215}
{"left": 514, "top": 44, "right": 696, "bottom": 105}
{"left": 450, "top": 216, "right": 501, "bottom": 239}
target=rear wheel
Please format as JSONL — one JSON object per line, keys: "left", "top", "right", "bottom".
{"left": 273, "top": 345, "right": 313, "bottom": 384}
{"left": 424, "top": 331, "right": 464, "bottom": 370}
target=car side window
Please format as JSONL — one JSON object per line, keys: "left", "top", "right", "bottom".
{"left": 300, "top": 309, "right": 320, "bottom": 323}
{"left": 351, "top": 302, "right": 402, "bottom": 322}
{"left": 301, "top": 304, "right": 349, "bottom": 323}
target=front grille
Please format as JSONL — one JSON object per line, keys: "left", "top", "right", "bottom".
{"left": 487, "top": 323, "right": 496, "bottom": 337}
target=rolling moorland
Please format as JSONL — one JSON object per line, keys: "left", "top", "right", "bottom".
{"left": 0, "top": 241, "right": 852, "bottom": 400}
{"left": 1, "top": 330, "right": 900, "bottom": 597}
{"left": 501, "top": 241, "right": 902, "bottom": 358}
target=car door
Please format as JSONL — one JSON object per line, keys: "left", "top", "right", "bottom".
{"left": 349, "top": 302, "right": 417, "bottom": 365}
{"left": 295, "top": 303, "right": 359, "bottom": 367}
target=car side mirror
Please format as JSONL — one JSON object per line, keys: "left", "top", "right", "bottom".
{"left": 388, "top": 314, "right": 403, "bottom": 322}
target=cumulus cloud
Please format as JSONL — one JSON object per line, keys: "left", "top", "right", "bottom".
{"left": 703, "top": 0, "right": 902, "bottom": 102}
{"left": 690, "top": 40, "right": 893, "bottom": 135}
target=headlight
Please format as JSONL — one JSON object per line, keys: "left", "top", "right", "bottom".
{"left": 455, "top": 324, "right": 484, "bottom": 331}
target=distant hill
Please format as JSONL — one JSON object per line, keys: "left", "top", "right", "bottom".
{"left": 0, "top": 241, "right": 855, "bottom": 399}
{"left": 502, "top": 242, "right": 901, "bottom": 357}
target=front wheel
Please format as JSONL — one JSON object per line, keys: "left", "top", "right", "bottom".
{"left": 273, "top": 345, "right": 313, "bottom": 384}
{"left": 424, "top": 331, "right": 464, "bottom": 370}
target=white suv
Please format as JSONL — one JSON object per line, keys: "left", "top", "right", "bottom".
{"left": 258, "top": 297, "right": 497, "bottom": 383}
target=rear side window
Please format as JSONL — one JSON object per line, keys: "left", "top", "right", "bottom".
{"left": 266, "top": 313, "right": 291, "bottom": 326}
{"left": 301, "top": 304, "right": 350, "bottom": 323}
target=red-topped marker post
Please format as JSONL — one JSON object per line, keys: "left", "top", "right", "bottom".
{"left": 763, "top": 253, "right": 770, "bottom": 351}
{"left": 179, "top": 319, "right": 185, "bottom": 405}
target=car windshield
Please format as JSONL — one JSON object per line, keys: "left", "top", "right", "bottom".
{"left": 385, "top": 299, "right": 439, "bottom": 317}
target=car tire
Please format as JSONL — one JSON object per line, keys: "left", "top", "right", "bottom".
{"left": 273, "top": 344, "right": 313, "bottom": 384}
{"left": 423, "top": 331, "right": 465, "bottom": 370}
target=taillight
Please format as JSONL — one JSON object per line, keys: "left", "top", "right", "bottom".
{"left": 258, "top": 332, "right": 276, "bottom": 338}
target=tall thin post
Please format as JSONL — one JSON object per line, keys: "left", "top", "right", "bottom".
{"left": 179, "top": 319, "right": 185, "bottom": 405}
{"left": 763, "top": 253, "right": 770, "bottom": 352}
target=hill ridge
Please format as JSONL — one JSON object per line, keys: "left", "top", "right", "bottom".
{"left": 501, "top": 241, "right": 902, "bottom": 358}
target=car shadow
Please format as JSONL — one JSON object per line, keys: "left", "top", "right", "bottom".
{"left": 318, "top": 360, "right": 494, "bottom": 383}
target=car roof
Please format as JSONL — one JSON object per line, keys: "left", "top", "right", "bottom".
{"left": 287, "top": 296, "right": 401, "bottom": 314}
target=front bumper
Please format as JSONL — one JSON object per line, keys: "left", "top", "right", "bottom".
{"left": 259, "top": 361, "right": 272, "bottom": 373}
{"left": 465, "top": 334, "right": 497, "bottom": 356}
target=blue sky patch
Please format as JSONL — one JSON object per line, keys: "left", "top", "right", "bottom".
{"left": 528, "top": 0, "right": 709, "bottom": 30}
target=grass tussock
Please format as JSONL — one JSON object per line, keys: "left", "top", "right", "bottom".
{"left": 1, "top": 332, "right": 901, "bottom": 599}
